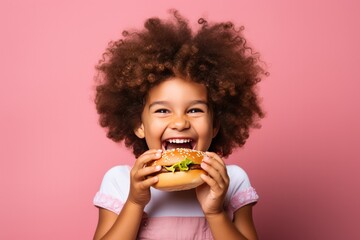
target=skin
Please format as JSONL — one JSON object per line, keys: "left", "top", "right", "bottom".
{"left": 93, "top": 78, "right": 258, "bottom": 240}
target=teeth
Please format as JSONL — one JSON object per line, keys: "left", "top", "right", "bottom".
{"left": 167, "top": 139, "right": 192, "bottom": 144}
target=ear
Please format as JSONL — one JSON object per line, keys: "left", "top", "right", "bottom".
{"left": 134, "top": 123, "right": 145, "bottom": 139}
{"left": 212, "top": 120, "right": 220, "bottom": 139}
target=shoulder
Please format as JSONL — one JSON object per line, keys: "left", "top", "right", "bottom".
{"left": 225, "top": 165, "right": 259, "bottom": 218}
{"left": 98, "top": 165, "right": 131, "bottom": 198}
{"left": 226, "top": 164, "right": 247, "bottom": 174}
{"left": 225, "top": 165, "right": 257, "bottom": 202}
{"left": 100, "top": 165, "right": 131, "bottom": 190}
{"left": 93, "top": 165, "right": 131, "bottom": 214}
{"left": 102, "top": 165, "right": 131, "bottom": 181}
{"left": 226, "top": 164, "right": 249, "bottom": 182}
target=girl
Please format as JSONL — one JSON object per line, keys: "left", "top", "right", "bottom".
{"left": 93, "top": 10, "right": 265, "bottom": 240}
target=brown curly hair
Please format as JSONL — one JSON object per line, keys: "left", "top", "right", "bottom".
{"left": 95, "top": 10, "right": 266, "bottom": 158}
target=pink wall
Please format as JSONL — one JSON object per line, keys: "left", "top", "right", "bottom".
{"left": 1, "top": 0, "right": 359, "bottom": 239}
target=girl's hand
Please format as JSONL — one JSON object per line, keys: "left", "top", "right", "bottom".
{"left": 127, "top": 149, "right": 162, "bottom": 207}
{"left": 196, "top": 152, "right": 229, "bottom": 216}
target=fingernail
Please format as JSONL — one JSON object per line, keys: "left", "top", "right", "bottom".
{"left": 156, "top": 165, "right": 161, "bottom": 171}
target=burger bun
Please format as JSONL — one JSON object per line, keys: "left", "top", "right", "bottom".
{"left": 150, "top": 148, "right": 206, "bottom": 191}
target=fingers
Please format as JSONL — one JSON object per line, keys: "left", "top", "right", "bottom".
{"left": 137, "top": 172, "right": 160, "bottom": 189}
{"left": 132, "top": 149, "right": 162, "bottom": 180}
{"left": 128, "top": 149, "right": 164, "bottom": 206}
{"left": 200, "top": 152, "right": 229, "bottom": 192}
{"left": 134, "top": 149, "right": 162, "bottom": 169}
{"left": 130, "top": 149, "right": 164, "bottom": 192}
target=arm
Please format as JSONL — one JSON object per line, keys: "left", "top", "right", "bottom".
{"left": 93, "top": 201, "right": 144, "bottom": 240}
{"left": 205, "top": 204, "right": 258, "bottom": 240}
{"left": 93, "top": 149, "right": 162, "bottom": 240}
{"left": 196, "top": 152, "right": 257, "bottom": 240}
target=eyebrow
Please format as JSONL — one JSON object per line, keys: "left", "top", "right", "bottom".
{"left": 148, "top": 100, "right": 208, "bottom": 109}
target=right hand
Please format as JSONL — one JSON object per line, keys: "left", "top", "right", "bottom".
{"left": 128, "top": 149, "right": 162, "bottom": 207}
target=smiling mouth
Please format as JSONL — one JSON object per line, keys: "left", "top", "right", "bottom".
{"left": 163, "top": 139, "right": 195, "bottom": 150}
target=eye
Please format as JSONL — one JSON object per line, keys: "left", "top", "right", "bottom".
{"left": 154, "top": 108, "right": 170, "bottom": 114}
{"left": 187, "top": 108, "right": 204, "bottom": 114}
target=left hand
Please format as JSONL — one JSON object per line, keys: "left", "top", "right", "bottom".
{"left": 196, "top": 152, "right": 229, "bottom": 216}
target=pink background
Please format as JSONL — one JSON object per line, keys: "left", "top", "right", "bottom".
{"left": 1, "top": 0, "right": 359, "bottom": 239}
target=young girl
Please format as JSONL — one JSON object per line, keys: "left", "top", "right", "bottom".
{"left": 93, "top": 10, "right": 265, "bottom": 240}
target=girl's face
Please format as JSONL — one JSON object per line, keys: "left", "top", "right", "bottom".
{"left": 134, "top": 77, "right": 219, "bottom": 152}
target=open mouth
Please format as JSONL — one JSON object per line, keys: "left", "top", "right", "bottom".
{"left": 162, "top": 139, "right": 195, "bottom": 151}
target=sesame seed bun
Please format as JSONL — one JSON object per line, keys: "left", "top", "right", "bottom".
{"left": 150, "top": 148, "right": 206, "bottom": 191}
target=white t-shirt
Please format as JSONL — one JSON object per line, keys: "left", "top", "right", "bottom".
{"left": 93, "top": 165, "right": 259, "bottom": 239}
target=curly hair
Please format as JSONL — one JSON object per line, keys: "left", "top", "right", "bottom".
{"left": 95, "top": 10, "right": 266, "bottom": 158}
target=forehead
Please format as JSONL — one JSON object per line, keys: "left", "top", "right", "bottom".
{"left": 146, "top": 78, "right": 208, "bottom": 103}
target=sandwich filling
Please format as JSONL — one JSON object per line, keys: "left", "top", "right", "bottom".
{"left": 159, "top": 157, "right": 202, "bottom": 173}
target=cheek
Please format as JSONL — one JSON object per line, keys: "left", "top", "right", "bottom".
{"left": 196, "top": 119, "right": 214, "bottom": 136}
{"left": 144, "top": 119, "right": 166, "bottom": 135}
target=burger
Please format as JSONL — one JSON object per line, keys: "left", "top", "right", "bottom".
{"left": 149, "top": 148, "right": 206, "bottom": 191}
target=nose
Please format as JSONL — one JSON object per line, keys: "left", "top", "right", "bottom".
{"left": 169, "top": 114, "right": 190, "bottom": 131}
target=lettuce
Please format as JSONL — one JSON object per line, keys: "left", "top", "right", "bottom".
{"left": 164, "top": 158, "right": 193, "bottom": 173}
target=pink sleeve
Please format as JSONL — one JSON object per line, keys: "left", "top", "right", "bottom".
{"left": 93, "top": 192, "right": 123, "bottom": 214}
{"left": 93, "top": 166, "right": 130, "bottom": 214}
{"left": 228, "top": 187, "right": 259, "bottom": 215}
{"left": 225, "top": 165, "right": 259, "bottom": 218}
